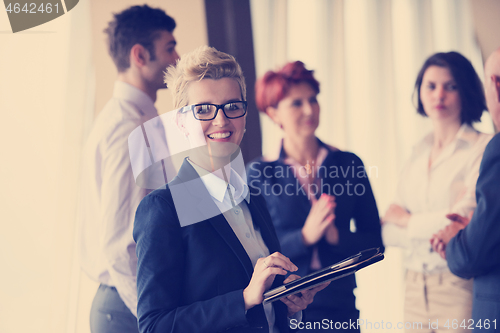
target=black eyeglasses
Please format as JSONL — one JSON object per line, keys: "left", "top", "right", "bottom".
{"left": 180, "top": 101, "right": 247, "bottom": 121}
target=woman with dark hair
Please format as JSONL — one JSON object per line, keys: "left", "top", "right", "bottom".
{"left": 248, "top": 61, "right": 384, "bottom": 332}
{"left": 382, "top": 52, "right": 492, "bottom": 332}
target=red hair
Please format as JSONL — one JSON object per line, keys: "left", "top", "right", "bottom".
{"left": 255, "top": 61, "right": 320, "bottom": 113}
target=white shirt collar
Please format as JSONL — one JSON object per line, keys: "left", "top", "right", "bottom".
{"left": 113, "top": 80, "right": 157, "bottom": 118}
{"left": 418, "top": 123, "right": 479, "bottom": 153}
{"left": 187, "top": 159, "right": 250, "bottom": 204}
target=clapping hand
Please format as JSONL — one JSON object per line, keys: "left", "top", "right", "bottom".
{"left": 302, "top": 194, "right": 336, "bottom": 246}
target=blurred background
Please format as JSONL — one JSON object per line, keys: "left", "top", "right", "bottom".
{"left": 1, "top": 0, "right": 499, "bottom": 332}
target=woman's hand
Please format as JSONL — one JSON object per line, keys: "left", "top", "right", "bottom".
{"left": 302, "top": 194, "right": 336, "bottom": 246}
{"left": 280, "top": 274, "right": 331, "bottom": 317}
{"left": 381, "top": 204, "right": 411, "bottom": 227}
{"left": 243, "top": 252, "right": 298, "bottom": 311}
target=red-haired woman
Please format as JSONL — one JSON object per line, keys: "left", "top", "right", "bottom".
{"left": 247, "top": 61, "right": 384, "bottom": 332}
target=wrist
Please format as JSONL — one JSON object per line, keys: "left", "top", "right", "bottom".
{"left": 243, "top": 288, "right": 257, "bottom": 311}
{"left": 301, "top": 228, "right": 313, "bottom": 246}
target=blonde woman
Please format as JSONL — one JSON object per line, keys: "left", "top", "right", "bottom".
{"left": 133, "top": 46, "right": 327, "bottom": 333}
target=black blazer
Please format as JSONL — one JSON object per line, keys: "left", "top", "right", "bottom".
{"left": 133, "top": 159, "right": 290, "bottom": 333}
{"left": 447, "top": 132, "right": 500, "bottom": 327}
{"left": 247, "top": 139, "right": 383, "bottom": 312}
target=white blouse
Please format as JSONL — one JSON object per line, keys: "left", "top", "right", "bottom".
{"left": 383, "top": 124, "right": 492, "bottom": 273}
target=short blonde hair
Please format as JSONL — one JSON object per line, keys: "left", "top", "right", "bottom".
{"left": 165, "top": 46, "right": 246, "bottom": 108}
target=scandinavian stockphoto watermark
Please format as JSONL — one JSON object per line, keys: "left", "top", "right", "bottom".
{"left": 247, "top": 161, "right": 379, "bottom": 198}
{"left": 4, "top": 0, "right": 79, "bottom": 33}
{"left": 127, "top": 110, "right": 380, "bottom": 227}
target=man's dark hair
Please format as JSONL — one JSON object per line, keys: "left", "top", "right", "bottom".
{"left": 104, "top": 5, "right": 176, "bottom": 72}
{"left": 414, "top": 51, "right": 486, "bottom": 125}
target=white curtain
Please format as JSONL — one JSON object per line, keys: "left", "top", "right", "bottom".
{"left": 0, "top": 2, "right": 94, "bottom": 333}
{"left": 250, "top": 0, "right": 493, "bottom": 330}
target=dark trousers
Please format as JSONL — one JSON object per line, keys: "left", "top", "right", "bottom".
{"left": 90, "top": 284, "right": 139, "bottom": 333}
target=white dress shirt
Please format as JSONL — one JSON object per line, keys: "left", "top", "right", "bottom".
{"left": 188, "top": 158, "right": 282, "bottom": 333}
{"left": 383, "top": 124, "right": 492, "bottom": 273}
{"left": 78, "top": 81, "right": 158, "bottom": 316}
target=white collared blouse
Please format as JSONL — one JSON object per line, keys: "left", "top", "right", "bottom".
{"left": 383, "top": 124, "right": 492, "bottom": 273}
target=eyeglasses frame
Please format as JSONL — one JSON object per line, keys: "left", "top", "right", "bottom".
{"left": 179, "top": 101, "right": 248, "bottom": 121}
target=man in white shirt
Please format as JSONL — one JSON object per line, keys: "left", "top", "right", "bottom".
{"left": 78, "top": 5, "right": 179, "bottom": 333}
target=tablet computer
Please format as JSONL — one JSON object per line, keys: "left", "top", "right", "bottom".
{"left": 263, "top": 248, "right": 383, "bottom": 304}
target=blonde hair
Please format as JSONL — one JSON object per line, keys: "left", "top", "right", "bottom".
{"left": 165, "top": 46, "right": 246, "bottom": 108}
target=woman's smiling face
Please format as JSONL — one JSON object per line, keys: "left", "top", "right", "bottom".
{"left": 181, "top": 77, "right": 246, "bottom": 160}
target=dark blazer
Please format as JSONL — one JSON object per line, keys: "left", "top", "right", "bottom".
{"left": 447, "top": 133, "right": 500, "bottom": 328}
{"left": 133, "top": 159, "right": 290, "bottom": 333}
{"left": 247, "top": 139, "right": 384, "bottom": 314}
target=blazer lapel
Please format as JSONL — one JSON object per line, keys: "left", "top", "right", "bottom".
{"left": 247, "top": 195, "right": 281, "bottom": 254}
{"left": 175, "top": 159, "right": 254, "bottom": 280}
{"left": 209, "top": 214, "right": 254, "bottom": 280}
